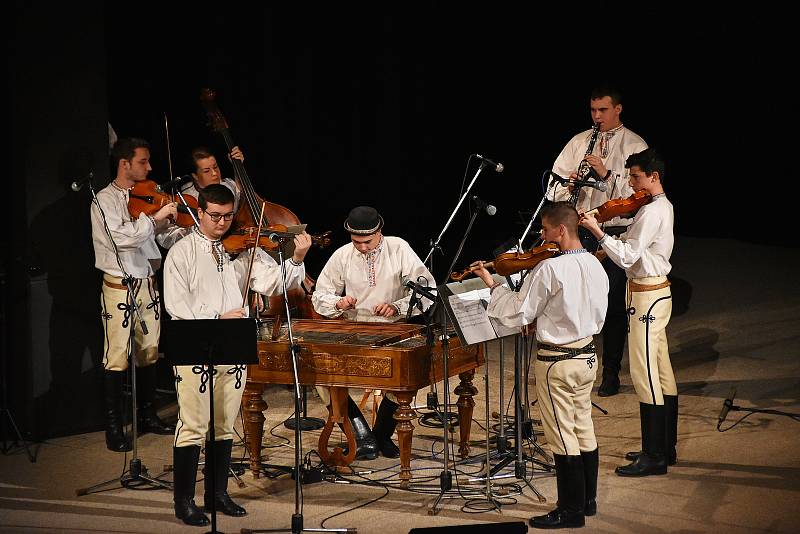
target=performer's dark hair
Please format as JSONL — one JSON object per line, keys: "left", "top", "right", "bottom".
{"left": 590, "top": 86, "right": 623, "bottom": 106}
{"left": 198, "top": 183, "right": 234, "bottom": 209}
{"left": 626, "top": 148, "right": 666, "bottom": 184}
{"left": 190, "top": 146, "right": 215, "bottom": 170}
{"left": 541, "top": 202, "right": 579, "bottom": 235}
{"left": 111, "top": 137, "right": 150, "bottom": 168}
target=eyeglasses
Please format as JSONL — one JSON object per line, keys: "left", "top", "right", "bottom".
{"left": 205, "top": 212, "right": 235, "bottom": 222}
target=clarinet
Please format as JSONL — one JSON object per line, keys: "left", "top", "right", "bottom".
{"left": 568, "top": 123, "right": 601, "bottom": 207}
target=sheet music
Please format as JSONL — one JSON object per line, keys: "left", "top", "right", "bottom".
{"left": 444, "top": 278, "right": 519, "bottom": 345}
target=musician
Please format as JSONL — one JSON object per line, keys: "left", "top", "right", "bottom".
{"left": 474, "top": 202, "right": 608, "bottom": 529}
{"left": 580, "top": 148, "right": 677, "bottom": 477}
{"left": 548, "top": 87, "right": 648, "bottom": 397}
{"left": 179, "top": 146, "right": 244, "bottom": 212}
{"left": 311, "top": 206, "right": 434, "bottom": 459}
{"left": 90, "top": 137, "right": 185, "bottom": 452}
{"left": 163, "top": 184, "right": 311, "bottom": 526}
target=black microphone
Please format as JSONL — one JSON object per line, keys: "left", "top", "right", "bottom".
{"left": 156, "top": 174, "right": 193, "bottom": 193}
{"left": 548, "top": 171, "right": 607, "bottom": 192}
{"left": 70, "top": 171, "right": 94, "bottom": 192}
{"left": 718, "top": 387, "right": 737, "bottom": 426}
{"left": 404, "top": 280, "right": 437, "bottom": 301}
{"left": 475, "top": 154, "right": 504, "bottom": 173}
{"left": 472, "top": 195, "right": 497, "bottom": 216}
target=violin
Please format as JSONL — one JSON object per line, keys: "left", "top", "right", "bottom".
{"left": 452, "top": 242, "right": 561, "bottom": 281}
{"left": 128, "top": 179, "right": 199, "bottom": 228}
{"left": 221, "top": 225, "right": 331, "bottom": 252}
{"left": 581, "top": 190, "right": 651, "bottom": 223}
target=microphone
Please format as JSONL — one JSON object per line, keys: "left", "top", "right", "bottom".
{"left": 70, "top": 172, "right": 94, "bottom": 192}
{"left": 156, "top": 174, "right": 193, "bottom": 193}
{"left": 472, "top": 195, "right": 497, "bottom": 216}
{"left": 475, "top": 154, "right": 504, "bottom": 173}
{"left": 404, "top": 280, "right": 437, "bottom": 301}
{"left": 548, "top": 171, "right": 607, "bottom": 192}
{"left": 718, "top": 387, "right": 737, "bottom": 426}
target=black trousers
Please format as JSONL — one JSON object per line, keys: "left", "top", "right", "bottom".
{"left": 600, "top": 256, "right": 628, "bottom": 376}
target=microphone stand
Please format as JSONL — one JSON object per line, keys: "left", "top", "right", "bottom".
{"left": 244, "top": 238, "right": 351, "bottom": 534}
{"left": 77, "top": 179, "right": 171, "bottom": 496}
{"left": 429, "top": 200, "right": 485, "bottom": 516}
{"left": 422, "top": 159, "right": 490, "bottom": 412}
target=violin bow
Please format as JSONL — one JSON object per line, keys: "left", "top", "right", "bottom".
{"left": 241, "top": 201, "right": 267, "bottom": 308}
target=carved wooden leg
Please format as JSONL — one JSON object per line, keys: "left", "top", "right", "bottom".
{"left": 455, "top": 370, "right": 477, "bottom": 459}
{"left": 394, "top": 391, "right": 416, "bottom": 489}
{"left": 318, "top": 387, "right": 356, "bottom": 471}
{"left": 241, "top": 380, "right": 267, "bottom": 478}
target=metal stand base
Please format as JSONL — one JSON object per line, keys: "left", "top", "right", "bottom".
{"left": 0, "top": 408, "right": 36, "bottom": 462}
{"left": 76, "top": 458, "right": 171, "bottom": 496}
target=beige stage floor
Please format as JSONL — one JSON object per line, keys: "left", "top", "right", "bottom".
{"left": 1, "top": 236, "right": 799, "bottom": 533}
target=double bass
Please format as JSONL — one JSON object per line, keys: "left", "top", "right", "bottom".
{"left": 200, "top": 88, "right": 328, "bottom": 319}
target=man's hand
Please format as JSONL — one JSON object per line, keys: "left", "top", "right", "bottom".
{"left": 373, "top": 303, "right": 398, "bottom": 318}
{"left": 336, "top": 295, "right": 357, "bottom": 311}
{"left": 229, "top": 146, "right": 245, "bottom": 163}
{"left": 472, "top": 261, "right": 495, "bottom": 288}
{"left": 153, "top": 202, "right": 178, "bottom": 223}
{"left": 584, "top": 154, "right": 608, "bottom": 178}
{"left": 579, "top": 211, "right": 604, "bottom": 239}
{"left": 220, "top": 308, "right": 247, "bottom": 319}
{"left": 292, "top": 232, "right": 312, "bottom": 263}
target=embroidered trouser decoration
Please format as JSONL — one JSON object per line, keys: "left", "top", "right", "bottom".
{"left": 627, "top": 277, "right": 676, "bottom": 405}
{"left": 534, "top": 338, "right": 598, "bottom": 456}
{"left": 100, "top": 275, "right": 160, "bottom": 371}
{"left": 173, "top": 364, "right": 247, "bottom": 448}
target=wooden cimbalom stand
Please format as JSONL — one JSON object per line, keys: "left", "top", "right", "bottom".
{"left": 242, "top": 319, "right": 484, "bottom": 487}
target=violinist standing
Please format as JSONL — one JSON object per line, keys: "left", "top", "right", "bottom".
{"left": 163, "top": 184, "right": 311, "bottom": 526}
{"left": 549, "top": 87, "right": 648, "bottom": 397}
{"left": 179, "top": 146, "right": 244, "bottom": 212}
{"left": 474, "top": 202, "right": 608, "bottom": 529}
{"left": 580, "top": 148, "right": 677, "bottom": 477}
{"left": 90, "top": 138, "right": 186, "bottom": 452}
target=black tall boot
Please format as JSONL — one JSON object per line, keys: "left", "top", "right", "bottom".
{"left": 103, "top": 370, "right": 131, "bottom": 452}
{"left": 529, "top": 454, "right": 585, "bottom": 529}
{"left": 174, "top": 445, "right": 209, "bottom": 526}
{"left": 204, "top": 439, "right": 246, "bottom": 517}
{"left": 616, "top": 403, "right": 667, "bottom": 477}
{"left": 372, "top": 397, "right": 400, "bottom": 458}
{"left": 137, "top": 364, "right": 175, "bottom": 435}
{"left": 343, "top": 396, "right": 379, "bottom": 460}
{"left": 665, "top": 394, "right": 678, "bottom": 465}
{"left": 581, "top": 448, "right": 599, "bottom": 516}
{"left": 625, "top": 395, "right": 678, "bottom": 466}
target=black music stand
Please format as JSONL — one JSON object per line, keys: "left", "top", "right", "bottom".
{"left": 164, "top": 318, "right": 258, "bottom": 534}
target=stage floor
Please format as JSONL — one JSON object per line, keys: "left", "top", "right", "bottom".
{"left": 1, "top": 236, "right": 799, "bottom": 533}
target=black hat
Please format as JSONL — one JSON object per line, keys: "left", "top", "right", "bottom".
{"left": 344, "top": 206, "right": 384, "bottom": 235}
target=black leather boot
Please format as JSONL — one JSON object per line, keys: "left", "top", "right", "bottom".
{"left": 103, "top": 370, "right": 131, "bottom": 452}
{"left": 174, "top": 445, "right": 209, "bottom": 526}
{"left": 581, "top": 448, "right": 598, "bottom": 516}
{"left": 137, "top": 365, "right": 175, "bottom": 435}
{"left": 625, "top": 396, "right": 678, "bottom": 466}
{"left": 204, "top": 439, "right": 246, "bottom": 516}
{"left": 372, "top": 397, "right": 400, "bottom": 459}
{"left": 616, "top": 403, "right": 667, "bottom": 477}
{"left": 343, "top": 397, "right": 379, "bottom": 460}
{"left": 530, "top": 454, "right": 585, "bottom": 529}
{"left": 597, "top": 369, "right": 620, "bottom": 397}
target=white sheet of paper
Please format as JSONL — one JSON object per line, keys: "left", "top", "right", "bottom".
{"left": 445, "top": 276, "right": 519, "bottom": 345}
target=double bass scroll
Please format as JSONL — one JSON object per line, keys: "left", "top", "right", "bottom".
{"left": 200, "top": 88, "right": 326, "bottom": 319}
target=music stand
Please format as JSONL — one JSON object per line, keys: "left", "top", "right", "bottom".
{"left": 164, "top": 318, "right": 258, "bottom": 534}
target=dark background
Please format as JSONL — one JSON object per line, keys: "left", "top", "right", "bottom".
{"left": 6, "top": 4, "right": 792, "bottom": 440}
